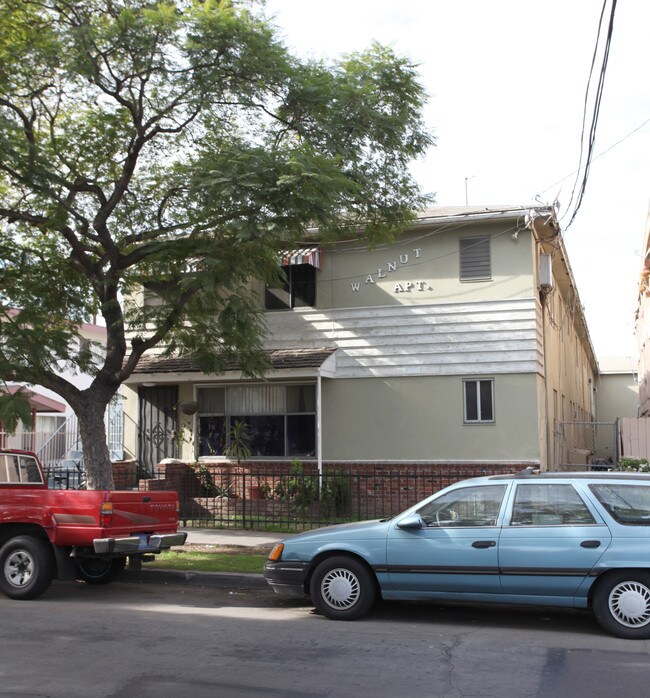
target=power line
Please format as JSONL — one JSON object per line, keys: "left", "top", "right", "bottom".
{"left": 561, "top": 0, "right": 618, "bottom": 231}
{"left": 536, "top": 116, "right": 650, "bottom": 200}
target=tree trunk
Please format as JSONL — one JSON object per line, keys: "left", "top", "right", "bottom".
{"left": 75, "top": 393, "right": 114, "bottom": 490}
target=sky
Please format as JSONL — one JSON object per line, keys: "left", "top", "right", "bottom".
{"left": 265, "top": 0, "right": 650, "bottom": 362}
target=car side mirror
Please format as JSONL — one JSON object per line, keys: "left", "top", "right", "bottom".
{"left": 397, "top": 514, "right": 424, "bottom": 530}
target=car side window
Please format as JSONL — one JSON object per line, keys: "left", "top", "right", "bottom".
{"left": 510, "top": 483, "right": 595, "bottom": 526}
{"left": 19, "top": 456, "right": 43, "bottom": 484}
{"left": 418, "top": 485, "right": 507, "bottom": 527}
{"left": 590, "top": 484, "right": 650, "bottom": 525}
{"left": 0, "top": 455, "right": 21, "bottom": 483}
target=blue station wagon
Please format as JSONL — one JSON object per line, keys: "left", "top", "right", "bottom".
{"left": 264, "top": 469, "right": 650, "bottom": 638}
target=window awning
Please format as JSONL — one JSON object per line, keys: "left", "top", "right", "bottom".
{"left": 279, "top": 246, "right": 321, "bottom": 269}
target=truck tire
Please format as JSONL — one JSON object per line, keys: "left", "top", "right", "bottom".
{"left": 0, "top": 535, "right": 55, "bottom": 600}
{"left": 76, "top": 557, "right": 126, "bottom": 585}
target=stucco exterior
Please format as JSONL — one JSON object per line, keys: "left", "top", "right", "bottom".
{"left": 123, "top": 205, "right": 598, "bottom": 473}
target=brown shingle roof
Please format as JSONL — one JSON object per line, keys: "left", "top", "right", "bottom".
{"left": 131, "top": 348, "right": 336, "bottom": 374}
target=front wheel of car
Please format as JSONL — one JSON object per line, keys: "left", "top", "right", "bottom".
{"left": 310, "top": 556, "right": 376, "bottom": 620}
{"left": 593, "top": 571, "right": 650, "bottom": 639}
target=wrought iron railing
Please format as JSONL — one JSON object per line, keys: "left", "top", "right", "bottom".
{"left": 139, "top": 462, "right": 512, "bottom": 531}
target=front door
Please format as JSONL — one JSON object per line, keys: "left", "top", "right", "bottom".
{"left": 138, "top": 385, "right": 179, "bottom": 475}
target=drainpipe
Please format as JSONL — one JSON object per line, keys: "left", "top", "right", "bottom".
{"left": 317, "top": 368, "right": 323, "bottom": 481}
{"left": 528, "top": 208, "right": 552, "bottom": 470}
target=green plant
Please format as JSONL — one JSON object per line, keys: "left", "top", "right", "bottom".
{"left": 617, "top": 458, "right": 650, "bottom": 472}
{"left": 194, "top": 464, "right": 218, "bottom": 496}
{"left": 320, "top": 470, "right": 352, "bottom": 518}
{"left": 224, "top": 420, "right": 252, "bottom": 465}
{"left": 274, "top": 460, "right": 319, "bottom": 512}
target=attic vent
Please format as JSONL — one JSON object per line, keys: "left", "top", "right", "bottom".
{"left": 539, "top": 254, "right": 553, "bottom": 290}
{"left": 459, "top": 236, "right": 491, "bottom": 281}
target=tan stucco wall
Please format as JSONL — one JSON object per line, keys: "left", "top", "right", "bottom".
{"left": 320, "top": 373, "right": 541, "bottom": 462}
{"left": 318, "top": 225, "right": 537, "bottom": 310}
{"left": 597, "top": 373, "right": 639, "bottom": 421}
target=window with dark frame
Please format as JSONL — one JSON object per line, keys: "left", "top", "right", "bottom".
{"left": 197, "top": 384, "right": 316, "bottom": 458}
{"left": 459, "top": 236, "right": 491, "bottom": 281}
{"left": 463, "top": 379, "right": 494, "bottom": 423}
{"left": 265, "top": 263, "right": 316, "bottom": 310}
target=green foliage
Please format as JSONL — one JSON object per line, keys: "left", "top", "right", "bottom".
{"left": 617, "top": 458, "right": 650, "bottom": 472}
{"left": 224, "top": 419, "right": 252, "bottom": 464}
{"left": 273, "top": 460, "right": 351, "bottom": 517}
{"left": 0, "top": 387, "right": 33, "bottom": 433}
{"left": 320, "top": 471, "right": 352, "bottom": 519}
{"left": 0, "top": 0, "right": 433, "bottom": 484}
{"left": 191, "top": 463, "right": 232, "bottom": 497}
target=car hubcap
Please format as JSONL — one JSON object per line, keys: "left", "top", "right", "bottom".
{"left": 321, "top": 568, "right": 360, "bottom": 610}
{"left": 609, "top": 581, "right": 650, "bottom": 628}
{"left": 5, "top": 550, "right": 34, "bottom": 588}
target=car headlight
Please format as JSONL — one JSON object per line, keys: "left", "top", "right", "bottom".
{"left": 268, "top": 543, "right": 284, "bottom": 561}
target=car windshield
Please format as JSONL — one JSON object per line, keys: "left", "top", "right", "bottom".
{"left": 590, "top": 483, "right": 650, "bottom": 525}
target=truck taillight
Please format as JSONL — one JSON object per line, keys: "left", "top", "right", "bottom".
{"left": 100, "top": 502, "right": 114, "bottom": 527}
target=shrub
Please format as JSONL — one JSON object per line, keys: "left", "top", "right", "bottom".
{"left": 617, "top": 457, "right": 650, "bottom": 472}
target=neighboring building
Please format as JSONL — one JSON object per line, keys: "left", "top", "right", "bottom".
{"left": 637, "top": 208, "right": 650, "bottom": 418}
{"left": 0, "top": 321, "right": 113, "bottom": 465}
{"left": 0, "top": 385, "right": 66, "bottom": 454}
{"left": 122, "top": 205, "right": 601, "bottom": 475}
{"left": 595, "top": 356, "right": 638, "bottom": 464}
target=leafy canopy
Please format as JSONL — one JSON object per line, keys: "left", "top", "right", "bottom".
{"left": 0, "top": 0, "right": 433, "bottom": 483}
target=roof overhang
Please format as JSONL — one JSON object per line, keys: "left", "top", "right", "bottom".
{"left": 2, "top": 386, "right": 66, "bottom": 413}
{"left": 125, "top": 348, "right": 337, "bottom": 385}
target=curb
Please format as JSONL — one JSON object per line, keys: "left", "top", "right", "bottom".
{"left": 120, "top": 568, "right": 270, "bottom": 590}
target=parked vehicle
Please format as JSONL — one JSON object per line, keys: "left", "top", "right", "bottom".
{"left": 0, "top": 449, "right": 186, "bottom": 600}
{"left": 265, "top": 469, "right": 650, "bottom": 638}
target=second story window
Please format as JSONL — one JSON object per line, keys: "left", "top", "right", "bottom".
{"left": 265, "top": 263, "right": 316, "bottom": 310}
{"left": 459, "top": 236, "right": 491, "bottom": 281}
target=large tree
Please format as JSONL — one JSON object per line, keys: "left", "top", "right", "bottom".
{"left": 0, "top": 0, "right": 433, "bottom": 488}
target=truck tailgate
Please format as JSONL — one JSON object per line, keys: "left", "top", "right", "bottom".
{"left": 45, "top": 490, "right": 181, "bottom": 547}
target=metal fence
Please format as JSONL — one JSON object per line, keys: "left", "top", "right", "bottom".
{"left": 141, "top": 463, "right": 513, "bottom": 531}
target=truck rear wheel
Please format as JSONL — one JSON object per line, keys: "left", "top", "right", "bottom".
{"left": 0, "top": 535, "right": 54, "bottom": 600}
{"left": 76, "top": 557, "right": 126, "bottom": 585}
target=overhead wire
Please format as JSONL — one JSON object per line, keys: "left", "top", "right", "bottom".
{"left": 561, "top": 0, "right": 618, "bottom": 231}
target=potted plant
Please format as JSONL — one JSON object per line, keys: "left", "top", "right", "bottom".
{"left": 224, "top": 420, "right": 259, "bottom": 498}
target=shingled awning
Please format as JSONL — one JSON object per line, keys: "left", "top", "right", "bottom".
{"left": 130, "top": 347, "right": 336, "bottom": 376}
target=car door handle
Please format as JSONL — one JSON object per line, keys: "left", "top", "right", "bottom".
{"left": 580, "top": 540, "right": 601, "bottom": 548}
{"left": 472, "top": 540, "right": 496, "bottom": 549}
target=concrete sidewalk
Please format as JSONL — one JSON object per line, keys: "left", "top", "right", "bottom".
{"left": 180, "top": 527, "right": 283, "bottom": 548}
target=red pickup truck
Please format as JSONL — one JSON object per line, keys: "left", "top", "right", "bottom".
{"left": 0, "top": 449, "right": 186, "bottom": 600}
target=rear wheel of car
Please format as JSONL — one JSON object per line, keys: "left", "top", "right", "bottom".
{"left": 76, "top": 557, "right": 126, "bottom": 585}
{"left": 0, "top": 535, "right": 54, "bottom": 600}
{"left": 310, "top": 556, "right": 376, "bottom": 620}
{"left": 593, "top": 571, "right": 650, "bottom": 639}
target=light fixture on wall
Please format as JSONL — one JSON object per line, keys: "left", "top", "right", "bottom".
{"left": 141, "top": 382, "right": 156, "bottom": 387}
